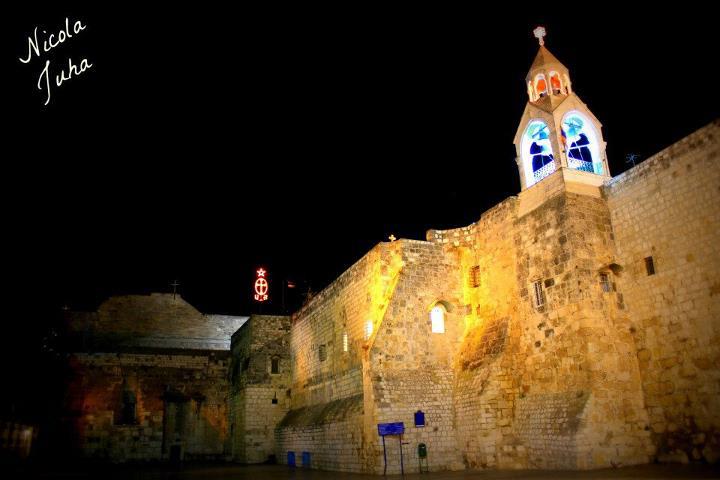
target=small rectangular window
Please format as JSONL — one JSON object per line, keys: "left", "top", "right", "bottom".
{"left": 365, "top": 321, "right": 373, "bottom": 340}
{"left": 599, "top": 273, "right": 611, "bottom": 292}
{"left": 319, "top": 344, "right": 327, "bottom": 362}
{"left": 532, "top": 280, "right": 545, "bottom": 308}
{"left": 342, "top": 332, "right": 348, "bottom": 353}
{"left": 469, "top": 266, "right": 481, "bottom": 288}
{"left": 271, "top": 357, "right": 280, "bottom": 374}
{"left": 430, "top": 306, "right": 446, "bottom": 334}
{"left": 645, "top": 256, "right": 655, "bottom": 276}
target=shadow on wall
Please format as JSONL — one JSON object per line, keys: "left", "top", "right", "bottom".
{"left": 458, "top": 317, "right": 509, "bottom": 371}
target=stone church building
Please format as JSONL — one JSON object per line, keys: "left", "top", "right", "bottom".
{"left": 62, "top": 29, "right": 719, "bottom": 474}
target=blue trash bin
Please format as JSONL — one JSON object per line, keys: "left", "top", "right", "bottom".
{"left": 287, "top": 451, "right": 296, "bottom": 467}
{"left": 302, "top": 451, "right": 311, "bottom": 467}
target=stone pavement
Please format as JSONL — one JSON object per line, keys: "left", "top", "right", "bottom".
{"left": 13, "top": 464, "right": 720, "bottom": 479}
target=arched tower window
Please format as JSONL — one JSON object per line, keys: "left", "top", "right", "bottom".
{"left": 549, "top": 71, "right": 562, "bottom": 94}
{"left": 562, "top": 112, "right": 603, "bottom": 175}
{"left": 430, "top": 305, "right": 445, "bottom": 333}
{"left": 534, "top": 74, "right": 547, "bottom": 98}
{"left": 522, "top": 120, "right": 556, "bottom": 186}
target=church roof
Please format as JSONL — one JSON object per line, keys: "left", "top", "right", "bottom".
{"left": 528, "top": 46, "right": 568, "bottom": 75}
{"left": 64, "top": 293, "right": 250, "bottom": 351}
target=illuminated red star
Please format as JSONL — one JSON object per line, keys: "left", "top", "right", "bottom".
{"left": 257, "top": 268, "right": 266, "bottom": 278}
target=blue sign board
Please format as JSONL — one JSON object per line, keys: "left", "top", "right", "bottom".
{"left": 377, "top": 422, "right": 405, "bottom": 436}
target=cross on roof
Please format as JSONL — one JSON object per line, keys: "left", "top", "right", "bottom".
{"left": 533, "top": 26, "right": 546, "bottom": 46}
{"left": 388, "top": 234, "right": 396, "bottom": 242}
{"left": 170, "top": 279, "right": 180, "bottom": 299}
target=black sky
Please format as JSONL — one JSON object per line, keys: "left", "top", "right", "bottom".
{"left": 4, "top": 5, "right": 718, "bottom": 418}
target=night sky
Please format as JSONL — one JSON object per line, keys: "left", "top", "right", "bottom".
{"left": 4, "top": 5, "right": 718, "bottom": 419}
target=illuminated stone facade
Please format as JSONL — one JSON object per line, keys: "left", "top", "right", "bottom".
{"left": 263, "top": 119, "right": 719, "bottom": 474}
{"left": 257, "top": 37, "right": 720, "bottom": 474}
{"left": 60, "top": 33, "right": 720, "bottom": 474}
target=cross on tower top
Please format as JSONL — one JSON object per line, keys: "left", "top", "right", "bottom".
{"left": 533, "top": 26, "right": 546, "bottom": 46}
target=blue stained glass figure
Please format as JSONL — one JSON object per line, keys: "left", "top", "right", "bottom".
{"left": 568, "top": 133, "right": 593, "bottom": 162}
{"left": 528, "top": 124, "right": 554, "bottom": 172}
{"left": 564, "top": 115, "right": 596, "bottom": 170}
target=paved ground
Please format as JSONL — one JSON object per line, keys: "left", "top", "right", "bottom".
{"left": 9, "top": 463, "right": 720, "bottom": 479}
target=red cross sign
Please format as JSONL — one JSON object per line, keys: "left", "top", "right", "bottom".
{"left": 254, "top": 268, "right": 269, "bottom": 301}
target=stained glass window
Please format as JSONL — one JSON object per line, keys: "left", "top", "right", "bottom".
{"left": 523, "top": 121, "right": 555, "bottom": 185}
{"left": 562, "top": 113, "right": 603, "bottom": 175}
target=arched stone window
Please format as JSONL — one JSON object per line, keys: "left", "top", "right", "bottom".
{"left": 522, "top": 120, "right": 555, "bottom": 186}
{"left": 534, "top": 74, "right": 548, "bottom": 97}
{"left": 430, "top": 304, "right": 445, "bottom": 333}
{"left": 562, "top": 112, "right": 603, "bottom": 174}
{"left": 549, "top": 71, "right": 562, "bottom": 94}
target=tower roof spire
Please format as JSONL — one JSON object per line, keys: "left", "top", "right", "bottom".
{"left": 525, "top": 26, "right": 572, "bottom": 111}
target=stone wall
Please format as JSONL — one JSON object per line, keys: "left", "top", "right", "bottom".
{"left": 230, "top": 315, "right": 291, "bottom": 463}
{"left": 276, "top": 240, "right": 469, "bottom": 474}
{"left": 368, "top": 240, "right": 465, "bottom": 474}
{"left": 275, "top": 245, "right": 392, "bottom": 472}
{"left": 65, "top": 351, "right": 230, "bottom": 462}
{"left": 508, "top": 191, "right": 650, "bottom": 469}
{"left": 605, "top": 120, "right": 720, "bottom": 463}
{"left": 427, "top": 177, "right": 651, "bottom": 469}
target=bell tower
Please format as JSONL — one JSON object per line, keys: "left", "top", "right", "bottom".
{"left": 513, "top": 26, "right": 611, "bottom": 191}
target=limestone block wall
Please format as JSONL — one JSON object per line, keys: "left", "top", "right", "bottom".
{"left": 276, "top": 242, "right": 410, "bottom": 472}
{"left": 229, "top": 315, "right": 291, "bottom": 463}
{"left": 431, "top": 183, "right": 651, "bottom": 469}
{"left": 431, "top": 199, "right": 521, "bottom": 469}
{"left": 65, "top": 352, "right": 230, "bottom": 462}
{"left": 287, "top": 244, "right": 401, "bottom": 409}
{"left": 508, "top": 190, "right": 649, "bottom": 469}
{"left": 521, "top": 192, "right": 650, "bottom": 468}
{"left": 605, "top": 120, "right": 720, "bottom": 463}
{"left": 276, "top": 394, "right": 364, "bottom": 471}
{"left": 368, "top": 240, "right": 465, "bottom": 474}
